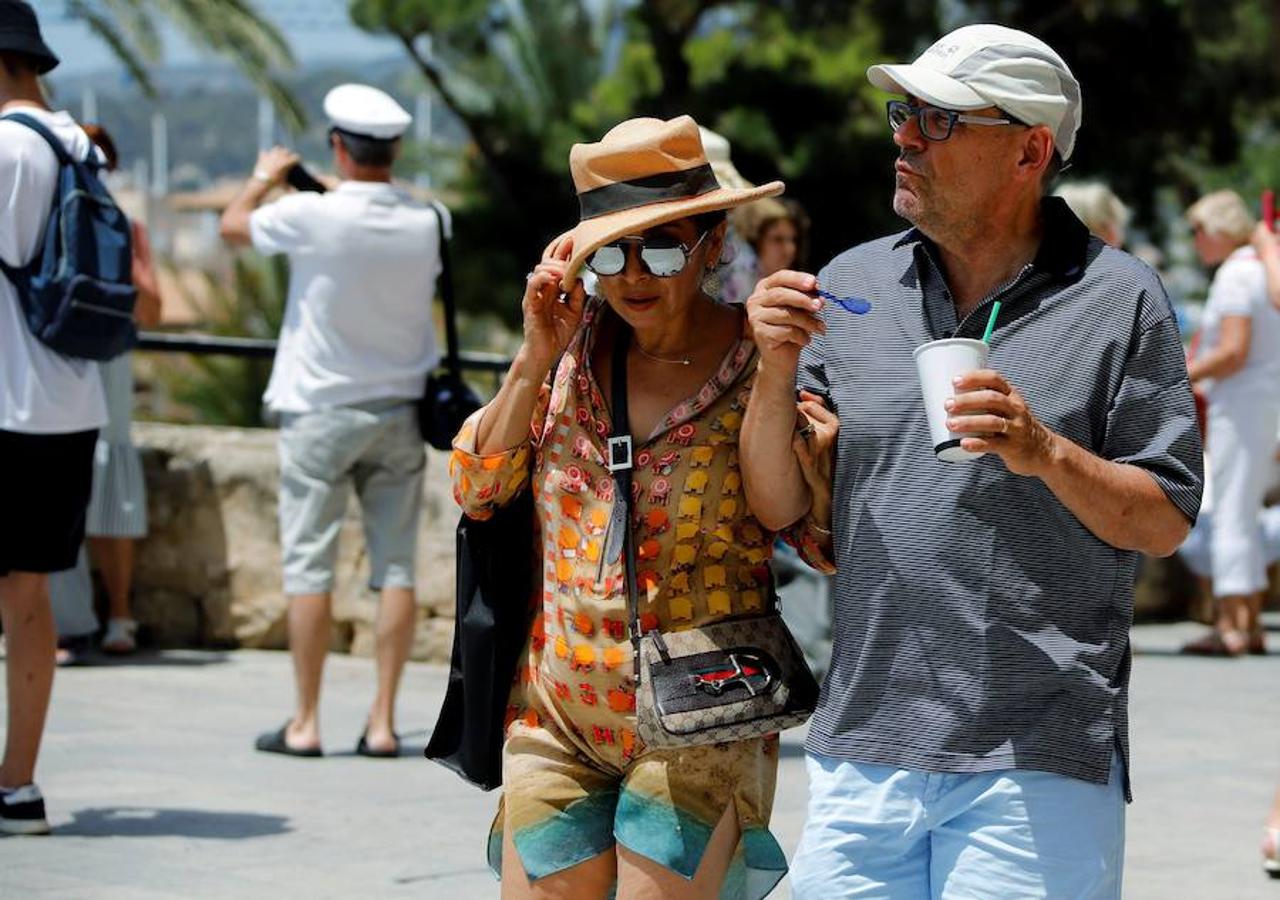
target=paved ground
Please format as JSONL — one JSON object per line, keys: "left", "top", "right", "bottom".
{"left": 4, "top": 620, "right": 1280, "bottom": 899}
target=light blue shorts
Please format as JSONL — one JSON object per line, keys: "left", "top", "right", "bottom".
{"left": 790, "top": 752, "right": 1125, "bottom": 899}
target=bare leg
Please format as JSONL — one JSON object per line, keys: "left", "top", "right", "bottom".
{"left": 88, "top": 537, "right": 134, "bottom": 621}
{"left": 616, "top": 801, "right": 741, "bottom": 900}
{"left": 0, "top": 573, "right": 55, "bottom": 787}
{"left": 366, "top": 585, "right": 416, "bottom": 751}
{"left": 286, "top": 592, "right": 331, "bottom": 750}
{"left": 501, "top": 818, "right": 616, "bottom": 900}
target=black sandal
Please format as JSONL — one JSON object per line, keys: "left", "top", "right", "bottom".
{"left": 254, "top": 722, "right": 322, "bottom": 758}
{"left": 355, "top": 730, "right": 400, "bottom": 759}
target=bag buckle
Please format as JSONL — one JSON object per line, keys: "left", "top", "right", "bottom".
{"left": 606, "top": 436, "right": 633, "bottom": 472}
{"left": 690, "top": 652, "right": 772, "bottom": 698}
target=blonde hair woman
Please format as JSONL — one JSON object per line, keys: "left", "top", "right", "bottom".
{"left": 1181, "top": 190, "right": 1280, "bottom": 657}
{"left": 1053, "top": 182, "right": 1130, "bottom": 247}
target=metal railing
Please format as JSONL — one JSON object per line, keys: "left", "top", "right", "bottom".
{"left": 135, "top": 333, "right": 514, "bottom": 391}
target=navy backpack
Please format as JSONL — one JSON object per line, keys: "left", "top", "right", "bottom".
{"left": 0, "top": 113, "right": 137, "bottom": 361}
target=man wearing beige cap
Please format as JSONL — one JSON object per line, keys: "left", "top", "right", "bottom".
{"left": 221, "top": 84, "right": 447, "bottom": 760}
{"left": 741, "top": 24, "right": 1202, "bottom": 897}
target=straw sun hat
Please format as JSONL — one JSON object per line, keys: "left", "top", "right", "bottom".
{"left": 556, "top": 116, "right": 783, "bottom": 288}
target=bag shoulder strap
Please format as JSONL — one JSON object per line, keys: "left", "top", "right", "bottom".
{"left": 428, "top": 201, "right": 462, "bottom": 374}
{"left": 608, "top": 325, "right": 670, "bottom": 674}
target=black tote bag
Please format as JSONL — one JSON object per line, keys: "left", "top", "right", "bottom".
{"left": 424, "top": 489, "right": 535, "bottom": 790}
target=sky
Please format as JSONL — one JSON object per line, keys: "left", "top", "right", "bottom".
{"left": 33, "top": 0, "right": 403, "bottom": 77}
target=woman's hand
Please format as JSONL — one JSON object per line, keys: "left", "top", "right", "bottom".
{"left": 521, "top": 237, "right": 586, "bottom": 377}
{"left": 793, "top": 390, "right": 838, "bottom": 530}
{"left": 1252, "top": 222, "right": 1279, "bottom": 260}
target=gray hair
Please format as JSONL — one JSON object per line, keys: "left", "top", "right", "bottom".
{"left": 1186, "top": 190, "right": 1255, "bottom": 244}
{"left": 1055, "top": 182, "right": 1131, "bottom": 238}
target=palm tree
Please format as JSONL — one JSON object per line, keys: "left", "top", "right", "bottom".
{"left": 63, "top": 0, "right": 304, "bottom": 129}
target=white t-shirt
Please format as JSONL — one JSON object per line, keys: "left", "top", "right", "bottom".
{"left": 1199, "top": 246, "right": 1280, "bottom": 404}
{"left": 250, "top": 182, "right": 446, "bottom": 414}
{"left": 0, "top": 108, "right": 108, "bottom": 434}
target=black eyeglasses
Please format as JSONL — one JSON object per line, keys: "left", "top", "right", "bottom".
{"left": 886, "top": 100, "right": 1021, "bottom": 142}
{"left": 586, "top": 231, "right": 710, "bottom": 278}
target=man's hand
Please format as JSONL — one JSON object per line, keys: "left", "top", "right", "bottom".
{"left": 253, "top": 146, "right": 300, "bottom": 186}
{"left": 220, "top": 146, "right": 299, "bottom": 246}
{"left": 946, "top": 369, "right": 1057, "bottom": 477}
{"left": 745, "top": 270, "right": 825, "bottom": 379}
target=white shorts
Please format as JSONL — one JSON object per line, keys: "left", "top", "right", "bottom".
{"left": 277, "top": 400, "right": 424, "bottom": 595}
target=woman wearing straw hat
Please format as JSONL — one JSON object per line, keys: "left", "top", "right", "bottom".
{"left": 449, "top": 115, "right": 835, "bottom": 899}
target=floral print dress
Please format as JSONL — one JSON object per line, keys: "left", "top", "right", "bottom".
{"left": 450, "top": 298, "right": 832, "bottom": 897}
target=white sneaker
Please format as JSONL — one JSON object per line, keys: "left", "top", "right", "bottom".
{"left": 102, "top": 618, "right": 138, "bottom": 654}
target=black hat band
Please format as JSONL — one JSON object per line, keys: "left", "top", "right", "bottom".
{"left": 577, "top": 163, "right": 720, "bottom": 220}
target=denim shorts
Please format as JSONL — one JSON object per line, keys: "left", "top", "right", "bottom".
{"left": 277, "top": 400, "right": 424, "bottom": 594}
{"left": 790, "top": 752, "right": 1125, "bottom": 899}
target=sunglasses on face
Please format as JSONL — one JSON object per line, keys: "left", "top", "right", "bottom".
{"left": 885, "top": 99, "right": 1021, "bottom": 142}
{"left": 586, "top": 230, "right": 710, "bottom": 278}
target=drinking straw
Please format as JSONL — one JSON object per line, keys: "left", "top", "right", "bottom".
{"left": 980, "top": 300, "right": 1002, "bottom": 344}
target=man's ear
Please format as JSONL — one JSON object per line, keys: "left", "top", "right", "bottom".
{"left": 1017, "top": 126, "right": 1055, "bottom": 181}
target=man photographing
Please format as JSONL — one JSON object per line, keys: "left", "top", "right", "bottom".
{"left": 221, "top": 84, "right": 447, "bottom": 760}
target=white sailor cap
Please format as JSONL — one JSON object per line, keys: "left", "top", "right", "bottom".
{"left": 323, "top": 83, "right": 412, "bottom": 140}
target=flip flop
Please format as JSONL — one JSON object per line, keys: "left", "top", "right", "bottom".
{"left": 355, "top": 730, "right": 400, "bottom": 759}
{"left": 1249, "top": 629, "right": 1268, "bottom": 656}
{"left": 1180, "top": 629, "right": 1247, "bottom": 657}
{"left": 254, "top": 722, "right": 322, "bottom": 758}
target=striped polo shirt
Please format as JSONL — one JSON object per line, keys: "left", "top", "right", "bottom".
{"left": 798, "top": 198, "right": 1203, "bottom": 793}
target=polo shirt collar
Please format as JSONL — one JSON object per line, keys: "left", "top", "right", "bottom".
{"left": 893, "top": 196, "right": 1091, "bottom": 279}
{"left": 336, "top": 180, "right": 398, "bottom": 195}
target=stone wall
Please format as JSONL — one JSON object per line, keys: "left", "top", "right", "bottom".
{"left": 132, "top": 423, "right": 457, "bottom": 662}
{"left": 129, "top": 424, "right": 1206, "bottom": 661}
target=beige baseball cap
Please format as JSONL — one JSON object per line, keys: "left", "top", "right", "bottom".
{"left": 867, "top": 24, "right": 1082, "bottom": 160}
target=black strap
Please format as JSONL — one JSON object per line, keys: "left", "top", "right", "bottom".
{"left": 428, "top": 201, "right": 462, "bottom": 375}
{"left": 2, "top": 112, "right": 97, "bottom": 167}
{"left": 608, "top": 325, "right": 670, "bottom": 675}
{"left": 609, "top": 328, "right": 639, "bottom": 665}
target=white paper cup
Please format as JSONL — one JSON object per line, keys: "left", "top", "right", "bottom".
{"left": 913, "top": 337, "right": 989, "bottom": 462}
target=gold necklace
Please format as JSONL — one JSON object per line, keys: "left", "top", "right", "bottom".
{"left": 633, "top": 341, "right": 692, "bottom": 366}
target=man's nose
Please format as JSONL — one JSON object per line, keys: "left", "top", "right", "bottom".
{"left": 892, "top": 113, "right": 926, "bottom": 153}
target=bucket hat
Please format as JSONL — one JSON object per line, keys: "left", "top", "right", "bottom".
{"left": 0, "top": 0, "right": 59, "bottom": 75}
{"left": 557, "top": 116, "right": 783, "bottom": 287}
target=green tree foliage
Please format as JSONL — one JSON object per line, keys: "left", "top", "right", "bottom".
{"left": 64, "top": 0, "right": 304, "bottom": 129}
{"left": 959, "top": 0, "right": 1280, "bottom": 224}
{"left": 353, "top": 0, "right": 1277, "bottom": 322}
{"left": 155, "top": 255, "right": 287, "bottom": 426}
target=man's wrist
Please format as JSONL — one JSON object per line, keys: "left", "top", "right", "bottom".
{"left": 1031, "top": 427, "right": 1066, "bottom": 481}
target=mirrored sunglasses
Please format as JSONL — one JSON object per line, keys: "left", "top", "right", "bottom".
{"left": 586, "top": 230, "right": 710, "bottom": 278}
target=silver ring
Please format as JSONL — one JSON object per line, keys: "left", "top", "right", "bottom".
{"left": 799, "top": 423, "right": 816, "bottom": 438}
{"left": 525, "top": 271, "right": 534, "bottom": 282}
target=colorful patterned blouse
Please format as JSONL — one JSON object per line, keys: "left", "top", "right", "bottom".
{"left": 449, "top": 298, "right": 832, "bottom": 895}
